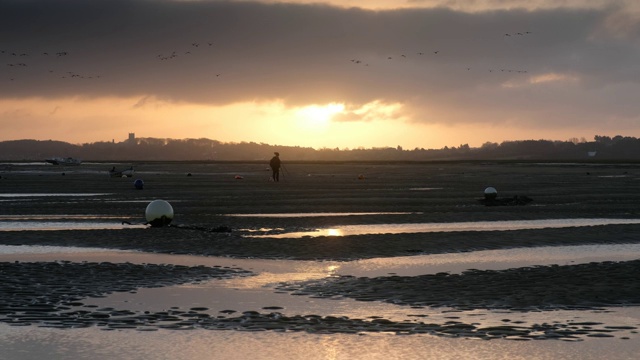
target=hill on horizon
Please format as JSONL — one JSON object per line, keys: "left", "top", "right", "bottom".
{"left": 1, "top": 135, "right": 639, "bottom": 162}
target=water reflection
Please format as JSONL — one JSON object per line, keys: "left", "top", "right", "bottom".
{"left": 3, "top": 243, "right": 639, "bottom": 279}
{"left": 0, "top": 222, "right": 147, "bottom": 231}
{"left": 5, "top": 323, "right": 637, "bottom": 360}
{"left": 0, "top": 193, "right": 111, "bottom": 197}
{"left": 0, "top": 245, "right": 132, "bottom": 255}
{"left": 0, "top": 215, "right": 130, "bottom": 220}
{"left": 226, "top": 212, "right": 418, "bottom": 218}
{"left": 250, "top": 218, "right": 640, "bottom": 238}
{"left": 1, "top": 244, "right": 640, "bottom": 360}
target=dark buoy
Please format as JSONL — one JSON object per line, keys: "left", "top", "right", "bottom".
{"left": 187, "top": 173, "right": 192, "bottom": 177}
{"left": 484, "top": 187, "right": 497, "bottom": 200}
{"left": 134, "top": 179, "right": 144, "bottom": 190}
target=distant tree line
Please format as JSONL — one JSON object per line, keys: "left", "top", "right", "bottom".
{"left": 1, "top": 135, "right": 639, "bottom": 162}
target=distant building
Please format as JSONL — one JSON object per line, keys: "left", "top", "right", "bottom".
{"left": 128, "top": 133, "right": 136, "bottom": 144}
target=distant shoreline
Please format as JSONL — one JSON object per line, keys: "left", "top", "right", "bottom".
{"left": 4, "top": 159, "right": 640, "bottom": 165}
{"left": 3, "top": 136, "right": 640, "bottom": 162}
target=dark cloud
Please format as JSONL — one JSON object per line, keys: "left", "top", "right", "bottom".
{"left": 1, "top": 0, "right": 639, "bottom": 130}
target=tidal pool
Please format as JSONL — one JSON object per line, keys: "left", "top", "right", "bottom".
{"left": 1, "top": 244, "right": 640, "bottom": 359}
{"left": 0, "top": 222, "right": 147, "bottom": 231}
{"left": 249, "top": 218, "right": 640, "bottom": 238}
{"left": 226, "top": 212, "right": 418, "bottom": 217}
{"left": 3, "top": 323, "right": 639, "bottom": 360}
{"left": 0, "top": 193, "right": 111, "bottom": 197}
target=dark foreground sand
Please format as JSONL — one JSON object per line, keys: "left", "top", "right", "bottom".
{"left": 1, "top": 161, "right": 640, "bottom": 340}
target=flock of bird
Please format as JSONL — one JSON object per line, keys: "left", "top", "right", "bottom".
{"left": 348, "top": 30, "right": 533, "bottom": 75}
{"left": 1, "top": 39, "right": 221, "bottom": 82}
{"left": 0, "top": 50, "right": 100, "bottom": 81}
{"left": 156, "top": 41, "right": 215, "bottom": 60}
{"left": 3, "top": 31, "right": 533, "bottom": 83}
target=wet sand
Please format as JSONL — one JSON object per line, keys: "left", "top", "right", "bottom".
{"left": 1, "top": 161, "right": 640, "bottom": 341}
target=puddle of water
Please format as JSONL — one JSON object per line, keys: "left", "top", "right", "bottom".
{"left": 2, "top": 242, "right": 627, "bottom": 328}
{"left": 0, "top": 193, "right": 111, "bottom": 197}
{"left": 337, "top": 243, "right": 640, "bottom": 277}
{"left": 226, "top": 212, "right": 419, "bottom": 218}
{"left": 240, "top": 227, "right": 286, "bottom": 232}
{"left": 68, "top": 244, "right": 640, "bottom": 342}
{"left": 0, "top": 245, "right": 133, "bottom": 255}
{"left": 249, "top": 218, "right": 640, "bottom": 238}
{"left": 3, "top": 321, "right": 640, "bottom": 360}
{"left": 2, "top": 243, "right": 640, "bottom": 355}
{"left": 0, "top": 162, "right": 48, "bottom": 166}
{"left": 3, "top": 242, "right": 639, "bottom": 281}
{"left": 0, "top": 222, "right": 147, "bottom": 231}
{"left": 0, "top": 215, "right": 132, "bottom": 220}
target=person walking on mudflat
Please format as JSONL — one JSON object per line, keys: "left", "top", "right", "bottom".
{"left": 270, "top": 152, "right": 281, "bottom": 182}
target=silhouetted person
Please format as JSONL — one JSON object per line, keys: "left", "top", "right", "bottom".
{"left": 270, "top": 152, "right": 281, "bottom": 182}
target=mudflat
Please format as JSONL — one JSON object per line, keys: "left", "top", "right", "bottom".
{"left": 2, "top": 161, "right": 640, "bottom": 259}
{"left": 1, "top": 161, "right": 640, "bottom": 340}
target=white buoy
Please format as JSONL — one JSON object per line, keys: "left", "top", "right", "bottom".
{"left": 145, "top": 199, "right": 174, "bottom": 227}
{"left": 484, "top": 187, "right": 498, "bottom": 200}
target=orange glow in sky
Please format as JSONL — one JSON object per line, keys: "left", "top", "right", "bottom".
{"left": 0, "top": 96, "right": 616, "bottom": 149}
{"left": 1, "top": 0, "right": 639, "bottom": 150}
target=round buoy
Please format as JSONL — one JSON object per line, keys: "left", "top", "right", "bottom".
{"left": 145, "top": 200, "right": 174, "bottom": 227}
{"left": 484, "top": 187, "right": 497, "bottom": 200}
{"left": 134, "top": 179, "right": 144, "bottom": 190}
{"left": 358, "top": 174, "right": 365, "bottom": 180}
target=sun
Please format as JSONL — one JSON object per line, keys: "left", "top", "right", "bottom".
{"left": 295, "top": 103, "right": 344, "bottom": 131}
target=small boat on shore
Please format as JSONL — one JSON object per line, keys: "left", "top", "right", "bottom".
{"left": 45, "top": 157, "right": 82, "bottom": 166}
{"left": 109, "top": 166, "right": 134, "bottom": 178}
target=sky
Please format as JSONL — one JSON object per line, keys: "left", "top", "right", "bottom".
{"left": 1, "top": 0, "right": 639, "bottom": 150}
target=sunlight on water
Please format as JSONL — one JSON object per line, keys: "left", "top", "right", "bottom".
{"left": 250, "top": 218, "right": 640, "bottom": 238}
{"left": 3, "top": 242, "right": 639, "bottom": 281}
{"left": 0, "top": 222, "right": 147, "bottom": 231}
{"left": 335, "top": 243, "right": 640, "bottom": 277}
{"left": 226, "top": 212, "right": 419, "bottom": 217}
{"left": 0, "top": 215, "right": 130, "bottom": 220}
{"left": 0, "top": 245, "right": 132, "bottom": 254}
{"left": 0, "top": 193, "right": 111, "bottom": 197}
{"left": 3, "top": 324, "right": 638, "bottom": 360}
{"left": 2, "top": 244, "right": 640, "bottom": 359}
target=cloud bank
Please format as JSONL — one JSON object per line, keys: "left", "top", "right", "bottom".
{"left": 1, "top": 0, "right": 639, "bottom": 133}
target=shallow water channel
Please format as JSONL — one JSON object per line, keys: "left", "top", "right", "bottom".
{"left": 1, "top": 243, "right": 640, "bottom": 359}
{"left": 4, "top": 216, "right": 640, "bottom": 235}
